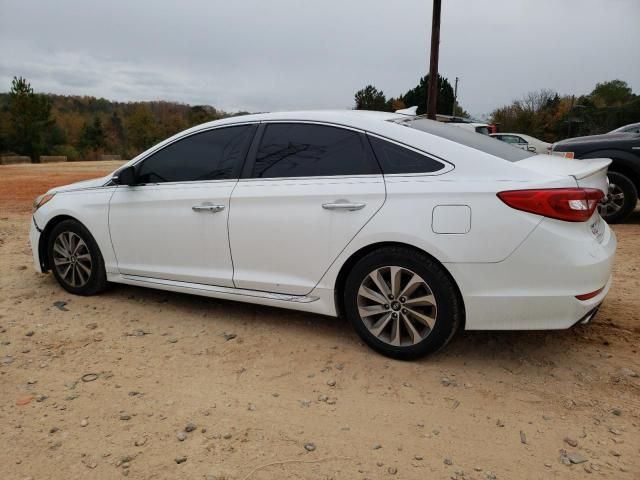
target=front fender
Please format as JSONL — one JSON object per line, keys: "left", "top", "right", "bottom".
{"left": 34, "top": 188, "right": 118, "bottom": 274}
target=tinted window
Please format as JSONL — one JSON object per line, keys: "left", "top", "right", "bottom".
{"left": 368, "top": 136, "right": 444, "bottom": 174}
{"left": 398, "top": 118, "right": 534, "bottom": 162}
{"left": 501, "top": 135, "right": 521, "bottom": 144}
{"left": 251, "top": 123, "right": 378, "bottom": 178}
{"left": 475, "top": 126, "right": 490, "bottom": 135}
{"left": 136, "top": 125, "right": 254, "bottom": 183}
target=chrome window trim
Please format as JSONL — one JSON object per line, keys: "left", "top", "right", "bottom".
{"left": 114, "top": 178, "right": 240, "bottom": 188}
{"left": 237, "top": 173, "right": 384, "bottom": 183}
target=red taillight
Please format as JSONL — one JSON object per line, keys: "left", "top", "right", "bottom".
{"left": 575, "top": 286, "right": 604, "bottom": 301}
{"left": 497, "top": 188, "right": 604, "bottom": 222}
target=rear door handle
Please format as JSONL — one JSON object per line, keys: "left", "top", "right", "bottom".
{"left": 192, "top": 204, "right": 225, "bottom": 213}
{"left": 322, "top": 202, "right": 366, "bottom": 211}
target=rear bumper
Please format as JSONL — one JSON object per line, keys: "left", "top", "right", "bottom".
{"left": 448, "top": 215, "right": 616, "bottom": 330}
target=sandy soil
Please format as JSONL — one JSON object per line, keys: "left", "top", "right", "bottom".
{"left": 1, "top": 161, "right": 639, "bottom": 480}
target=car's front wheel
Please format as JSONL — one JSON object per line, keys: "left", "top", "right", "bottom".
{"left": 343, "top": 246, "right": 463, "bottom": 359}
{"left": 47, "top": 219, "right": 108, "bottom": 295}
{"left": 599, "top": 171, "right": 638, "bottom": 223}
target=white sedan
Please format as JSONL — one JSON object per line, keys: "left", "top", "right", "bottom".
{"left": 491, "top": 132, "right": 552, "bottom": 154}
{"left": 30, "top": 111, "right": 616, "bottom": 359}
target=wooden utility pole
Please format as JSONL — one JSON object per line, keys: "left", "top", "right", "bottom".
{"left": 453, "top": 76, "right": 459, "bottom": 116}
{"left": 426, "top": 0, "right": 442, "bottom": 120}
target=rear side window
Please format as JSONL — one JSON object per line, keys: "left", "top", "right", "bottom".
{"left": 368, "top": 136, "right": 444, "bottom": 174}
{"left": 398, "top": 118, "right": 534, "bottom": 162}
{"left": 251, "top": 123, "right": 379, "bottom": 178}
{"left": 136, "top": 124, "right": 255, "bottom": 184}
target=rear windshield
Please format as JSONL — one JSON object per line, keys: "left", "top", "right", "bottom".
{"left": 395, "top": 117, "right": 534, "bottom": 162}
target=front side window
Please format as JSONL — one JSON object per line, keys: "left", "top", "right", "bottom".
{"left": 136, "top": 125, "right": 255, "bottom": 184}
{"left": 368, "top": 136, "right": 444, "bottom": 174}
{"left": 251, "top": 123, "right": 378, "bottom": 178}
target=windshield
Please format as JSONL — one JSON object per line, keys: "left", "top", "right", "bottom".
{"left": 395, "top": 117, "right": 535, "bottom": 162}
{"left": 610, "top": 123, "right": 640, "bottom": 134}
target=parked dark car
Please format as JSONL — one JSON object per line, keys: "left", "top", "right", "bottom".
{"left": 552, "top": 131, "right": 640, "bottom": 223}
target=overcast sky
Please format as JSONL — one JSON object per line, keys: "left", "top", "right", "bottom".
{"left": 1, "top": 0, "right": 638, "bottom": 117}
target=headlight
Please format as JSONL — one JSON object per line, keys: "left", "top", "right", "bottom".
{"left": 33, "top": 193, "right": 55, "bottom": 212}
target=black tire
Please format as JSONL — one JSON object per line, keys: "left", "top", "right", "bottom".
{"left": 47, "top": 219, "right": 108, "bottom": 296}
{"left": 343, "top": 246, "right": 463, "bottom": 360}
{"left": 600, "top": 171, "right": 638, "bottom": 224}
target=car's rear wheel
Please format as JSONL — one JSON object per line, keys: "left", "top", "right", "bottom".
{"left": 599, "top": 171, "right": 638, "bottom": 223}
{"left": 47, "top": 219, "right": 108, "bottom": 295}
{"left": 343, "top": 246, "right": 462, "bottom": 359}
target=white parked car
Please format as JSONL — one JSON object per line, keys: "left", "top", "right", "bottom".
{"left": 30, "top": 110, "right": 616, "bottom": 359}
{"left": 491, "top": 133, "right": 552, "bottom": 154}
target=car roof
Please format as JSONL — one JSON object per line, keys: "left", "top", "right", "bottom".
{"left": 122, "top": 110, "right": 537, "bottom": 176}
{"left": 199, "top": 110, "right": 406, "bottom": 128}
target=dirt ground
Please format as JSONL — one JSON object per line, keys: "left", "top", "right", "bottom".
{"left": 1, "top": 161, "right": 639, "bottom": 480}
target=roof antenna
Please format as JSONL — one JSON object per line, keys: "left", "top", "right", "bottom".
{"left": 395, "top": 106, "right": 419, "bottom": 116}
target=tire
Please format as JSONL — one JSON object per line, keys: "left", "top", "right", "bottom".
{"left": 47, "top": 219, "right": 108, "bottom": 296}
{"left": 342, "top": 246, "right": 463, "bottom": 360}
{"left": 599, "top": 171, "right": 638, "bottom": 223}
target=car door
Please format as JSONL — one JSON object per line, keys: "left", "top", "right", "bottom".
{"left": 228, "top": 122, "right": 386, "bottom": 295}
{"left": 109, "top": 124, "right": 256, "bottom": 286}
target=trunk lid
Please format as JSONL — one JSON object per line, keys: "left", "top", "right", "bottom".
{"left": 516, "top": 155, "right": 611, "bottom": 192}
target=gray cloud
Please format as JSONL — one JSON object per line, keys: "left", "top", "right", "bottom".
{"left": 0, "top": 0, "right": 638, "bottom": 116}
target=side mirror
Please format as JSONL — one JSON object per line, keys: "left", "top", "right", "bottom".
{"left": 527, "top": 145, "right": 536, "bottom": 152}
{"left": 113, "top": 166, "right": 137, "bottom": 186}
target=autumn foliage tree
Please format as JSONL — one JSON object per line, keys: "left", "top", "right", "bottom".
{"left": 0, "top": 77, "right": 233, "bottom": 161}
{"left": 491, "top": 80, "right": 639, "bottom": 141}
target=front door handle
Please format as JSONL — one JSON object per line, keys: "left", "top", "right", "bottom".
{"left": 322, "top": 202, "right": 366, "bottom": 211}
{"left": 192, "top": 204, "right": 225, "bottom": 213}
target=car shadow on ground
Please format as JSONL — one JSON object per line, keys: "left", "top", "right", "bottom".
{"left": 616, "top": 205, "right": 640, "bottom": 225}
{"left": 103, "top": 282, "right": 598, "bottom": 367}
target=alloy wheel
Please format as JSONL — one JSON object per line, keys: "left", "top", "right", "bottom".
{"left": 598, "top": 182, "right": 624, "bottom": 217}
{"left": 53, "top": 231, "right": 92, "bottom": 288}
{"left": 357, "top": 266, "right": 437, "bottom": 347}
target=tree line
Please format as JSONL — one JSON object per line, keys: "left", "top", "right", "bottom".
{"left": 2, "top": 75, "right": 637, "bottom": 162}
{"left": 354, "top": 74, "right": 469, "bottom": 117}
{"left": 489, "top": 80, "right": 639, "bottom": 142}
{"left": 354, "top": 77, "right": 638, "bottom": 143}
{"left": 0, "top": 76, "right": 244, "bottom": 161}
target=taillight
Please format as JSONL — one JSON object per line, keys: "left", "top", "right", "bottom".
{"left": 497, "top": 188, "right": 604, "bottom": 222}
